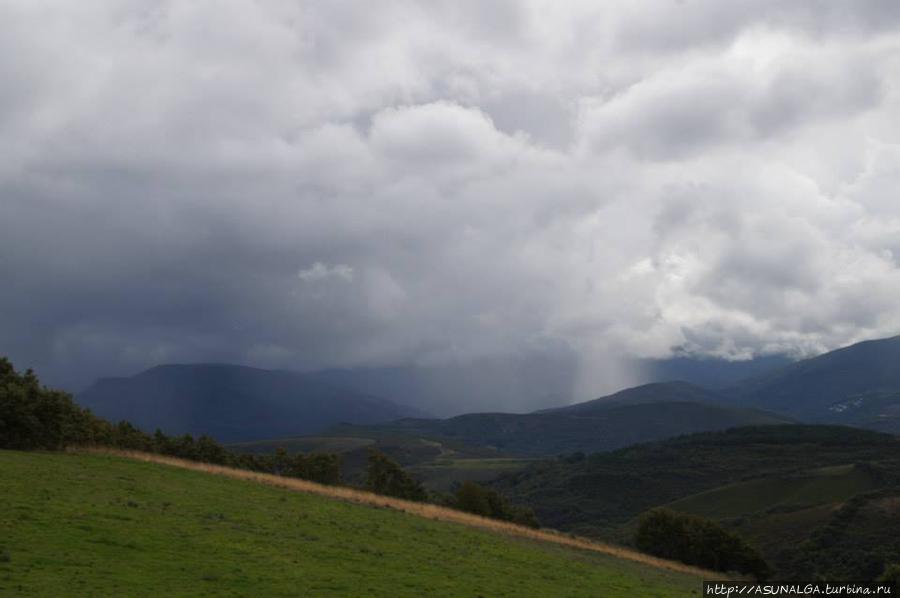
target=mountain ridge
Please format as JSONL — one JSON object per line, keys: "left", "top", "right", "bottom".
{"left": 724, "top": 335, "right": 900, "bottom": 430}
{"left": 538, "top": 381, "right": 728, "bottom": 415}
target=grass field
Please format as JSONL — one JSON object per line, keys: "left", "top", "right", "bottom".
{"left": 0, "top": 450, "right": 705, "bottom": 597}
{"left": 408, "top": 457, "right": 535, "bottom": 492}
{"left": 663, "top": 464, "right": 879, "bottom": 520}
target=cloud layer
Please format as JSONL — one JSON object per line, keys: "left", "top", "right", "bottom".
{"left": 3, "top": 1, "right": 900, "bottom": 397}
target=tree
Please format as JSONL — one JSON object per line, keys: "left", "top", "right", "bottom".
{"left": 272, "top": 447, "right": 290, "bottom": 475}
{"left": 454, "top": 481, "right": 540, "bottom": 528}
{"left": 365, "top": 450, "right": 427, "bottom": 501}
{"left": 152, "top": 429, "right": 173, "bottom": 454}
{"left": 455, "top": 481, "right": 491, "bottom": 516}
{"left": 113, "top": 420, "right": 153, "bottom": 451}
{"left": 293, "top": 453, "right": 341, "bottom": 485}
{"left": 0, "top": 357, "right": 93, "bottom": 450}
{"left": 635, "top": 509, "right": 769, "bottom": 579}
{"left": 195, "top": 434, "right": 230, "bottom": 464}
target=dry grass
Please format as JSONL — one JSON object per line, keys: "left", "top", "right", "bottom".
{"left": 76, "top": 447, "right": 715, "bottom": 578}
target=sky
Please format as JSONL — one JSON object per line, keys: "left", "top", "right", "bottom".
{"left": 3, "top": 1, "right": 900, "bottom": 398}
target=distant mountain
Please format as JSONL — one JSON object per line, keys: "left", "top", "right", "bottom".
{"left": 726, "top": 335, "right": 900, "bottom": 426}
{"left": 636, "top": 354, "right": 793, "bottom": 390}
{"left": 331, "top": 393, "right": 790, "bottom": 457}
{"left": 307, "top": 353, "right": 792, "bottom": 417}
{"left": 76, "top": 364, "right": 425, "bottom": 443}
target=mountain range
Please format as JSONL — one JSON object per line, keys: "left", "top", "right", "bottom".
{"left": 76, "top": 364, "right": 424, "bottom": 443}
{"left": 76, "top": 334, "right": 900, "bottom": 448}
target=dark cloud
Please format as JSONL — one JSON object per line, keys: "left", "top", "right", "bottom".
{"left": 2, "top": 1, "right": 900, "bottom": 407}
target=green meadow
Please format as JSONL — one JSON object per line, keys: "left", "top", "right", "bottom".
{"left": 0, "top": 450, "right": 702, "bottom": 597}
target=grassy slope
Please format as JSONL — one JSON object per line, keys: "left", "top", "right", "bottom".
{"left": 664, "top": 464, "right": 880, "bottom": 520}
{"left": 0, "top": 451, "right": 702, "bottom": 597}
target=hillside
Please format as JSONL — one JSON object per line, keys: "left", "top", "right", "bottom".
{"left": 726, "top": 335, "right": 900, "bottom": 424}
{"left": 491, "top": 425, "right": 900, "bottom": 537}
{"left": 332, "top": 399, "right": 790, "bottom": 457}
{"left": 0, "top": 450, "right": 702, "bottom": 597}
{"left": 651, "top": 465, "right": 892, "bottom": 575}
{"left": 827, "top": 390, "right": 900, "bottom": 434}
{"left": 647, "top": 464, "right": 900, "bottom": 580}
{"left": 77, "top": 364, "right": 423, "bottom": 443}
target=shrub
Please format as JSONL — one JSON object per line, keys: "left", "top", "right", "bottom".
{"left": 285, "top": 452, "right": 341, "bottom": 485}
{"left": 0, "top": 357, "right": 94, "bottom": 450}
{"left": 365, "top": 450, "right": 427, "bottom": 501}
{"left": 455, "top": 481, "right": 491, "bottom": 516}
{"left": 635, "top": 508, "right": 769, "bottom": 579}
{"left": 510, "top": 505, "right": 540, "bottom": 529}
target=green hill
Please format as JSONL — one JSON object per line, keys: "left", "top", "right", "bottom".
{"left": 0, "top": 450, "right": 702, "bottom": 597}
{"left": 643, "top": 460, "right": 900, "bottom": 580}
{"left": 491, "top": 425, "right": 900, "bottom": 580}
{"left": 492, "top": 425, "right": 900, "bottom": 537}
{"left": 656, "top": 472, "right": 900, "bottom": 580}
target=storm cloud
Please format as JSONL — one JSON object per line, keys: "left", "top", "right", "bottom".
{"left": 2, "top": 1, "right": 900, "bottom": 400}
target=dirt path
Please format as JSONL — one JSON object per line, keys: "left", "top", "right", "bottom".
{"left": 79, "top": 448, "right": 714, "bottom": 578}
